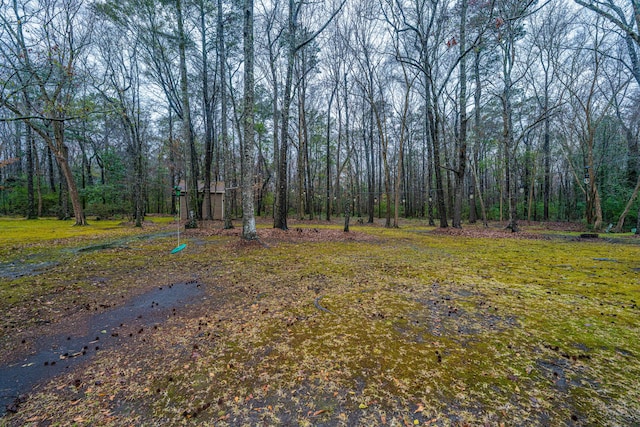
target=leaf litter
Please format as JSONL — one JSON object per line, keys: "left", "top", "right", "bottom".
{"left": 1, "top": 219, "right": 639, "bottom": 426}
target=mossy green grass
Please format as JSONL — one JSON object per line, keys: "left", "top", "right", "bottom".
{"left": 1, "top": 220, "right": 639, "bottom": 425}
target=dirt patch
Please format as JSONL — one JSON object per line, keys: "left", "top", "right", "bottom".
{"left": 0, "top": 260, "right": 60, "bottom": 279}
{"left": 2, "top": 218, "right": 640, "bottom": 425}
{"left": 429, "top": 227, "right": 546, "bottom": 240}
{"left": 0, "top": 281, "right": 206, "bottom": 417}
{"left": 185, "top": 225, "right": 377, "bottom": 246}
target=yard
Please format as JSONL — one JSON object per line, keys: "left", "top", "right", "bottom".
{"left": 0, "top": 218, "right": 639, "bottom": 426}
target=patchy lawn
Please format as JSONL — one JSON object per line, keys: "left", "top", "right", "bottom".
{"left": 1, "top": 218, "right": 639, "bottom": 426}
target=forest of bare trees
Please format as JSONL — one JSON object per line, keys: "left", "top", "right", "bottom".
{"left": 1, "top": 0, "right": 639, "bottom": 233}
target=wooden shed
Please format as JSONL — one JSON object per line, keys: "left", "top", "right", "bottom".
{"left": 178, "top": 180, "right": 225, "bottom": 220}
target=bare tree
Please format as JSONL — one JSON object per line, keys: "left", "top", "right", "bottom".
{"left": 453, "top": 0, "right": 469, "bottom": 228}
{"left": 242, "top": 0, "right": 258, "bottom": 239}
{"left": 217, "top": 0, "right": 235, "bottom": 229}
{"left": 380, "top": 0, "right": 491, "bottom": 228}
{"left": 174, "top": 0, "right": 199, "bottom": 228}
{"left": 273, "top": 0, "right": 346, "bottom": 230}
{"left": 198, "top": 0, "right": 215, "bottom": 222}
{"left": 527, "top": 0, "right": 571, "bottom": 221}
{"left": 93, "top": 18, "right": 148, "bottom": 227}
{"left": 574, "top": 0, "right": 640, "bottom": 86}
{"left": 493, "top": 0, "right": 540, "bottom": 232}
{"left": 557, "top": 21, "right": 618, "bottom": 230}
{"left": 0, "top": 0, "right": 91, "bottom": 225}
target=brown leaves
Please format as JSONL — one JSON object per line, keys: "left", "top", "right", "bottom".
{"left": 430, "top": 226, "right": 543, "bottom": 240}
{"left": 185, "top": 224, "right": 376, "bottom": 248}
{"left": 3, "top": 219, "right": 640, "bottom": 425}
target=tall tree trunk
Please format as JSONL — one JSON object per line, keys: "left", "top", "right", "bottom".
{"left": 394, "top": 74, "right": 411, "bottom": 228}
{"left": 274, "top": 0, "right": 296, "bottom": 231}
{"left": 134, "top": 139, "right": 144, "bottom": 227}
{"left": 453, "top": 0, "right": 468, "bottom": 229}
{"left": 365, "top": 84, "right": 392, "bottom": 228}
{"left": 504, "top": 100, "right": 518, "bottom": 233}
{"left": 55, "top": 139, "right": 85, "bottom": 225}
{"left": 470, "top": 46, "right": 483, "bottom": 225}
{"left": 201, "top": 0, "right": 213, "bottom": 221}
{"left": 32, "top": 135, "right": 43, "bottom": 216}
{"left": 543, "top": 79, "right": 551, "bottom": 221}
{"left": 50, "top": 121, "right": 84, "bottom": 224}
{"left": 502, "top": 28, "right": 518, "bottom": 232}
{"left": 303, "top": 85, "right": 313, "bottom": 220}
{"left": 176, "top": 0, "right": 199, "bottom": 228}
{"left": 47, "top": 146, "right": 56, "bottom": 193}
{"left": 338, "top": 73, "right": 349, "bottom": 216}
{"left": 381, "top": 133, "right": 392, "bottom": 228}
{"left": 266, "top": 12, "right": 280, "bottom": 219}
{"left": 297, "top": 64, "right": 306, "bottom": 220}
{"left": 271, "top": 0, "right": 345, "bottom": 227}
{"left": 527, "top": 150, "right": 537, "bottom": 222}
{"left": 430, "top": 104, "right": 448, "bottom": 228}
{"left": 168, "top": 107, "right": 178, "bottom": 216}
{"left": 14, "top": 121, "right": 23, "bottom": 177}
{"left": 26, "top": 124, "right": 37, "bottom": 219}
{"left": 366, "top": 101, "right": 375, "bottom": 224}
{"left": 133, "top": 111, "right": 145, "bottom": 228}
{"left": 218, "top": 0, "right": 234, "bottom": 229}
{"left": 425, "top": 91, "right": 435, "bottom": 226}
{"left": 58, "top": 163, "right": 69, "bottom": 220}
{"left": 242, "top": 0, "right": 258, "bottom": 240}
{"left": 326, "top": 86, "right": 336, "bottom": 221}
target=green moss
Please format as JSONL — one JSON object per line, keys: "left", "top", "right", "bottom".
{"left": 209, "top": 228, "right": 640, "bottom": 423}
{"left": 3, "top": 220, "right": 640, "bottom": 424}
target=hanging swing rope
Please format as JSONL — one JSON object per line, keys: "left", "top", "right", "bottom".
{"left": 171, "top": 186, "right": 187, "bottom": 254}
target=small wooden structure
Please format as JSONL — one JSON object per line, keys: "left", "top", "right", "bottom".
{"left": 178, "top": 180, "right": 225, "bottom": 220}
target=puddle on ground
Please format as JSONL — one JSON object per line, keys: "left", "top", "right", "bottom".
{"left": 70, "top": 231, "right": 176, "bottom": 254}
{"left": 0, "top": 280, "right": 205, "bottom": 417}
{"left": 0, "top": 261, "right": 60, "bottom": 279}
{"left": 1, "top": 232, "right": 177, "bottom": 280}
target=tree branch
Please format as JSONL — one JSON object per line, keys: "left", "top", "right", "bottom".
{"left": 295, "top": 0, "right": 347, "bottom": 53}
{"left": 574, "top": 0, "right": 640, "bottom": 46}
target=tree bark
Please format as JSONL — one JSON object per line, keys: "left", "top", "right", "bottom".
{"left": 394, "top": 68, "right": 412, "bottom": 228}
{"left": 325, "top": 86, "right": 336, "bottom": 221}
{"left": 501, "top": 16, "right": 518, "bottom": 233}
{"left": 615, "top": 172, "right": 640, "bottom": 232}
{"left": 201, "top": 0, "right": 214, "bottom": 221}
{"left": 25, "top": 124, "right": 37, "bottom": 219}
{"left": 430, "top": 101, "right": 448, "bottom": 228}
{"left": 274, "top": 0, "right": 296, "bottom": 230}
{"left": 296, "top": 61, "right": 307, "bottom": 220}
{"left": 453, "top": 0, "right": 468, "bottom": 229}
{"left": 425, "top": 86, "right": 435, "bottom": 226}
{"left": 54, "top": 130, "right": 86, "bottom": 225}
{"left": 543, "top": 76, "right": 551, "bottom": 221}
{"left": 176, "top": 0, "right": 199, "bottom": 228}
{"left": 242, "top": 0, "right": 258, "bottom": 240}
{"left": 470, "top": 45, "right": 483, "bottom": 224}
{"left": 273, "top": 0, "right": 346, "bottom": 229}
{"left": 217, "top": 0, "right": 234, "bottom": 229}
{"left": 366, "top": 98, "right": 375, "bottom": 224}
